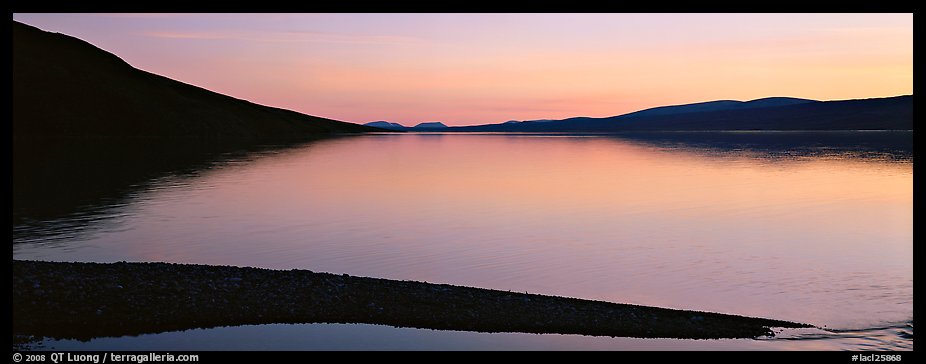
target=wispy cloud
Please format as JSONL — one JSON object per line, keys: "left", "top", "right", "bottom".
{"left": 144, "top": 31, "right": 231, "bottom": 40}
{"left": 143, "top": 30, "right": 423, "bottom": 45}
{"left": 281, "top": 30, "right": 423, "bottom": 45}
{"left": 91, "top": 13, "right": 201, "bottom": 19}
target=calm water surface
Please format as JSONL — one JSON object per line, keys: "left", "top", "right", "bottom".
{"left": 26, "top": 323, "right": 912, "bottom": 351}
{"left": 13, "top": 132, "right": 913, "bottom": 350}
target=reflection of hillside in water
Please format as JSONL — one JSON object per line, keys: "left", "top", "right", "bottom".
{"left": 606, "top": 131, "right": 912, "bottom": 162}
{"left": 13, "top": 136, "right": 337, "bottom": 245}
{"left": 13, "top": 131, "right": 912, "bottom": 247}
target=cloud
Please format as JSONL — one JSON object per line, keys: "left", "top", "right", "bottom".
{"left": 90, "top": 13, "right": 205, "bottom": 19}
{"left": 144, "top": 31, "right": 231, "bottom": 40}
{"left": 143, "top": 29, "right": 423, "bottom": 45}
{"left": 280, "top": 30, "right": 423, "bottom": 45}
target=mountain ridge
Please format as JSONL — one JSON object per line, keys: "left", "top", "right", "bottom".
{"left": 362, "top": 121, "right": 451, "bottom": 131}
{"left": 451, "top": 95, "right": 911, "bottom": 132}
{"left": 620, "top": 97, "right": 817, "bottom": 119}
{"left": 413, "top": 121, "right": 448, "bottom": 129}
{"left": 364, "top": 121, "right": 407, "bottom": 130}
{"left": 13, "top": 20, "right": 382, "bottom": 139}
{"left": 14, "top": 20, "right": 911, "bottom": 136}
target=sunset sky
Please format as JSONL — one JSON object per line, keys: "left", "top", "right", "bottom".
{"left": 12, "top": 13, "right": 912, "bottom": 126}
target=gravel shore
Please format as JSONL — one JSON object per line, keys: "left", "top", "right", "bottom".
{"left": 13, "top": 260, "right": 810, "bottom": 343}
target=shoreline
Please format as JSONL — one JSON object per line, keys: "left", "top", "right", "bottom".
{"left": 13, "top": 260, "right": 811, "bottom": 343}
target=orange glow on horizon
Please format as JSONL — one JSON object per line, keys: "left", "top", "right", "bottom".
{"left": 12, "top": 13, "right": 913, "bottom": 126}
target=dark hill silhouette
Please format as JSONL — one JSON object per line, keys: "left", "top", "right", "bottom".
{"left": 413, "top": 121, "right": 448, "bottom": 129}
{"left": 364, "top": 121, "right": 407, "bottom": 130}
{"left": 12, "top": 20, "right": 380, "bottom": 236}
{"left": 452, "top": 95, "right": 911, "bottom": 132}
{"left": 363, "top": 121, "right": 451, "bottom": 131}
{"left": 620, "top": 100, "right": 742, "bottom": 118}
{"left": 13, "top": 21, "right": 380, "bottom": 138}
{"left": 621, "top": 97, "right": 816, "bottom": 118}
{"left": 738, "top": 97, "right": 817, "bottom": 109}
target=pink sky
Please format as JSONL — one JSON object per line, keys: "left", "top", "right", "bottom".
{"left": 13, "top": 13, "right": 912, "bottom": 126}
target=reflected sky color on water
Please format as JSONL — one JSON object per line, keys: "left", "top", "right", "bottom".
{"left": 14, "top": 132, "right": 912, "bottom": 350}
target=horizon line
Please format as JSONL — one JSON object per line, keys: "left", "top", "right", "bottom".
{"left": 368, "top": 94, "right": 913, "bottom": 128}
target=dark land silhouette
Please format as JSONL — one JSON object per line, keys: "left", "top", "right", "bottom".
{"left": 364, "top": 121, "right": 407, "bottom": 130}
{"left": 618, "top": 97, "right": 816, "bottom": 117}
{"left": 13, "top": 260, "right": 809, "bottom": 343}
{"left": 413, "top": 121, "right": 449, "bottom": 129}
{"left": 363, "top": 121, "right": 449, "bottom": 131}
{"left": 13, "top": 21, "right": 382, "bottom": 139}
{"left": 448, "top": 95, "right": 912, "bottom": 132}
{"left": 12, "top": 20, "right": 382, "bottom": 239}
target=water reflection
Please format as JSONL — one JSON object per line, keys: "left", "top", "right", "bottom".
{"left": 768, "top": 320, "right": 914, "bottom": 351}
{"left": 605, "top": 130, "right": 911, "bottom": 157}
{"left": 13, "top": 132, "right": 912, "bottom": 350}
{"left": 23, "top": 320, "right": 913, "bottom": 351}
{"left": 13, "top": 136, "right": 337, "bottom": 245}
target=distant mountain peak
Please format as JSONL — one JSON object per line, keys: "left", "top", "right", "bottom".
{"left": 622, "top": 100, "right": 742, "bottom": 118}
{"left": 450, "top": 95, "right": 909, "bottom": 132}
{"left": 622, "top": 97, "right": 819, "bottom": 119}
{"left": 413, "top": 122, "right": 448, "bottom": 128}
{"left": 741, "top": 97, "right": 817, "bottom": 108}
{"left": 364, "top": 121, "right": 406, "bottom": 130}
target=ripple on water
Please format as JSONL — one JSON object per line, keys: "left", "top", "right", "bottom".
{"left": 765, "top": 320, "right": 913, "bottom": 350}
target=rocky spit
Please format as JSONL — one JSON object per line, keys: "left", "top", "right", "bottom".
{"left": 13, "top": 260, "right": 810, "bottom": 343}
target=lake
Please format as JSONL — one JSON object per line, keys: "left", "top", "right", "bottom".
{"left": 12, "top": 132, "right": 913, "bottom": 350}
